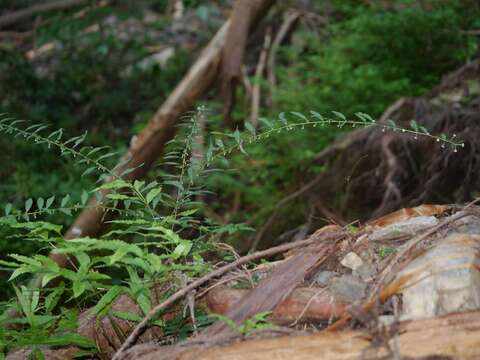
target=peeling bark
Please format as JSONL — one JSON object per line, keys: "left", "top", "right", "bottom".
{"left": 133, "top": 310, "right": 480, "bottom": 360}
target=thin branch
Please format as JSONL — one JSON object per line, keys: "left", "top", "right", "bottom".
{"left": 250, "top": 173, "right": 324, "bottom": 252}
{"left": 112, "top": 231, "right": 336, "bottom": 359}
{"left": 266, "top": 10, "right": 301, "bottom": 106}
{"left": 0, "top": 0, "right": 88, "bottom": 29}
{"left": 250, "top": 27, "right": 272, "bottom": 127}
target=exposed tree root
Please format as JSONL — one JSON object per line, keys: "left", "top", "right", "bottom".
{"left": 305, "top": 59, "right": 480, "bottom": 225}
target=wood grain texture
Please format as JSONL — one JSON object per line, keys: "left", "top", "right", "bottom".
{"left": 135, "top": 310, "right": 480, "bottom": 360}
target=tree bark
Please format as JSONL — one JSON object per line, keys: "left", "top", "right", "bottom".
{"left": 133, "top": 310, "right": 480, "bottom": 360}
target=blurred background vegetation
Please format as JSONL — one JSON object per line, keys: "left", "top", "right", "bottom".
{"left": 1, "top": 0, "right": 479, "bottom": 292}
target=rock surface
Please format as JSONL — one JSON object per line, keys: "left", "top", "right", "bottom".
{"left": 398, "top": 233, "right": 480, "bottom": 320}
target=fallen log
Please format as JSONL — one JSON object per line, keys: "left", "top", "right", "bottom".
{"left": 206, "top": 286, "right": 348, "bottom": 324}
{"left": 112, "top": 227, "right": 343, "bottom": 359}
{"left": 199, "top": 237, "right": 339, "bottom": 339}
{"left": 8, "top": 227, "right": 342, "bottom": 360}
{"left": 133, "top": 310, "right": 480, "bottom": 360}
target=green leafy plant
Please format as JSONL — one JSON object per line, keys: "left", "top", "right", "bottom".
{"left": 211, "top": 311, "right": 274, "bottom": 336}
{"left": 0, "top": 107, "right": 463, "bottom": 357}
{"left": 377, "top": 246, "right": 398, "bottom": 259}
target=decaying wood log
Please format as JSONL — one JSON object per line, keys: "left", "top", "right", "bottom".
{"left": 46, "top": 0, "right": 275, "bottom": 272}
{"left": 116, "top": 228, "right": 342, "bottom": 360}
{"left": 0, "top": 0, "right": 88, "bottom": 29}
{"left": 206, "top": 286, "right": 348, "bottom": 324}
{"left": 199, "top": 238, "right": 338, "bottom": 339}
{"left": 133, "top": 310, "right": 480, "bottom": 360}
{"left": 112, "top": 227, "right": 343, "bottom": 360}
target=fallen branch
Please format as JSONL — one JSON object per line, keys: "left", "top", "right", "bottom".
{"left": 200, "top": 238, "right": 338, "bottom": 339}
{"left": 0, "top": 0, "right": 88, "bottom": 29}
{"left": 250, "top": 27, "right": 272, "bottom": 127}
{"left": 221, "top": 0, "right": 275, "bottom": 128}
{"left": 266, "top": 10, "right": 301, "bottom": 106}
{"left": 112, "top": 229, "right": 342, "bottom": 359}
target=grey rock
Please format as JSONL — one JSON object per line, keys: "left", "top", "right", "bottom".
{"left": 369, "top": 216, "right": 439, "bottom": 242}
{"left": 398, "top": 234, "right": 480, "bottom": 320}
{"left": 450, "top": 215, "right": 480, "bottom": 235}
{"left": 341, "top": 252, "right": 364, "bottom": 271}
{"left": 330, "top": 274, "right": 367, "bottom": 303}
{"left": 378, "top": 315, "right": 396, "bottom": 327}
{"left": 354, "top": 264, "right": 376, "bottom": 282}
{"left": 313, "top": 271, "right": 338, "bottom": 287}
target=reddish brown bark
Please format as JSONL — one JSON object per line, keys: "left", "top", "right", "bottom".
{"left": 199, "top": 238, "right": 338, "bottom": 338}
{"left": 206, "top": 286, "right": 348, "bottom": 323}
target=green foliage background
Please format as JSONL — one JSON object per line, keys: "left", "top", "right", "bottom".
{"left": 0, "top": 0, "right": 479, "bottom": 253}
{"left": 0, "top": 0, "right": 479, "bottom": 293}
{"left": 0, "top": 0, "right": 479, "bottom": 356}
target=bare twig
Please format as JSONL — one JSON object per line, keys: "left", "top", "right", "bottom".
{"left": 171, "top": 0, "right": 184, "bottom": 20}
{"left": 250, "top": 27, "right": 272, "bottom": 127}
{"left": 250, "top": 173, "right": 324, "bottom": 252}
{"left": 112, "top": 231, "right": 334, "bottom": 359}
{"left": 266, "top": 10, "right": 301, "bottom": 106}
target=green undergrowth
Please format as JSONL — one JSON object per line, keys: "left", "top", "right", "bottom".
{"left": 0, "top": 0, "right": 477, "bottom": 275}
{"left": 0, "top": 1, "right": 479, "bottom": 355}
{"left": 204, "top": 0, "right": 479, "bottom": 246}
{"left": 0, "top": 107, "right": 462, "bottom": 357}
